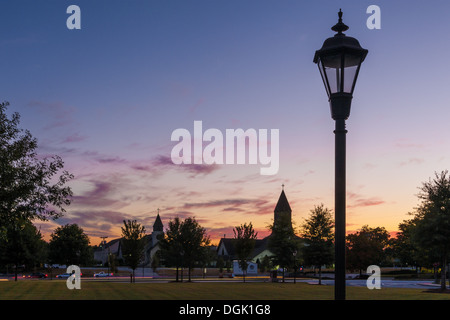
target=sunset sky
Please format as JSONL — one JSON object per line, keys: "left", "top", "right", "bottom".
{"left": 1, "top": 0, "right": 450, "bottom": 246}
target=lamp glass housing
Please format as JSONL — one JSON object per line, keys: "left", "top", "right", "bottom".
{"left": 317, "top": 51, "right": 363, "bottom": 99}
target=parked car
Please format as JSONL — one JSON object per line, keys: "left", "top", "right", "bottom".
{"left": 23, "top": 272, "right": 48, "bottom": 279}
{"left": 94, "top": 271, "right": 113, "bottom": 277}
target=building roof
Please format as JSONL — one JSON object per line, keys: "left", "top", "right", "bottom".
{"left": 217, "top": 238, "right": 269, "bottom": 259}
{"left": 153, "top": 213, "right": 164, "bottom": 232}
{"left": 274, "top": 189, "right": 291, "bottom": 214}
{"left": 217, "top": 187, "right": 298, "bottom": 260}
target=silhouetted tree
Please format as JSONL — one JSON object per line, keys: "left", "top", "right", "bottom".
{"left": 411, "top": 170, "right": 450, "bottom": 290}
{"left": 392, "top": 219, "right": 422, "bottom": 269}
{"left": 159, "top": 217, "right": 210, "bottom": 282}
{"left": 121, "top": 220, "right": 146, "bottom": 282}
{"left": 158, "top": 217, "right": 183, "bottom": 281}
{"left": 48, "top": 224, "right": 92, "bottom": 267}
{"left": 0, "top": 102, "right": 73, "bottom": 241}
{"left": 0, "top": 218, "right": 47, "bottom": 280}
{"left": 233, "top": 222, "right": 258, "bottom": 283}
{"left": 301, "top": 204, "right": 334, "bottom": 284}
{"left": 259, "top": 255, "right": 272, "bottom": 273}
{"left": 346, "top": 225, "right": 390, "bottom": 275}
{"left": 216, "top": 256, "right": 225, "bottom": 275}
{"left": 178, "top": 217, "right": 210, "bottom": 282}
{"left": 268, "top": 214, "right": 301, "bottom": 282}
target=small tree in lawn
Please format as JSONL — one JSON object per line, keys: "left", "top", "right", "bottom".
{"left": 121, "top": 220, "right": 146, "bottom": 283}
{"left": 159, "top": 217, "right": 210, "bottom": 282}
{"left": 178, "top": 217, "right": 210, "bottom": 282}
{"left": 158, "top": 217, "right": 183, "bottom": 282}
{"left": 301, "top": 204, "right": 334, "bottom": 285}
{"left": 268, "top": 213, "right": 300, "bottom": 282}
{"left": 233, "top": 222, "right": 258, "bottom": 283}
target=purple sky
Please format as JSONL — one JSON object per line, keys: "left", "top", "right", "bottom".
{"left": 2, "top": 0, "right": 450, "bottom": 244}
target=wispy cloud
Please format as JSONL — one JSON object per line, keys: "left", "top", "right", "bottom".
{"left": 79, "top": 151, "right": 128, "bottom": 166}
{"left": 182, "top": 198, "right": 272, "bottom": 216}
{"left": 72, "top": 180, "right": 129, "bottom": 209}
{"left": 62, "top": 133, "right": 88, "bottom": 143}
{"left": 27, "top": 100, "right": 76, "bottom": 130}
{"left": 347, "top": 191, "right": 385, "bottom": 208}
{"left": 131, "top": 155, "right": 220, "bottom": 177}
{"left": 189, "top": 98, "right": 205, "bottom": 114}
{"left": 394, "top": 139, "right": 424, "bottom": 149}
{"left": 399, "top": 158, "right": 424, "bottom": 167}
{"left": 55, "top": 210, "right": 134, "bottom": 238}
{"left": 348, "top": 198, "right": 385, "bottom": 208}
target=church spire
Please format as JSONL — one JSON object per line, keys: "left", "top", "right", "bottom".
{"left": 273, "top": 185, "right": 293, "bottom": 232}
{"left": 274, "top": 185, "right": 292, "bottom": 214}
{"left": 153, "top": 209, "right": 163, "bottom": 232}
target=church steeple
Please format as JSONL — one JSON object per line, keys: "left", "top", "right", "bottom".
{"left": 274, "top": 185, "right": 292, "bottom": 216}
{"left": 153, "top": 209, "right": 164, "bottom": 232}
{"left": 273, "top": 185, "right": 293, "bottom": 230}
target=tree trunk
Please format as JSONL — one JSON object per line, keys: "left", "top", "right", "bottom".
{"left": 434, "top": 266, "right": 439, "bottom": 284}
{"left": 319, "top": 266, "right": 322, "bottom": 285}
{"left": 441, "top": 257, "right": 447, "bottom": 291}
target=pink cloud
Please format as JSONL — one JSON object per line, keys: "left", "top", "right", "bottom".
{"left": 399, "top": 158, "right": 424, "bottom": 167}
{"left": 181, "top": 198, "right": 273, "bottom": 216}
{"left": 62, "top": 133, "right": 88, "bottom": 143}
{"left": 347, "top": 191, "right": 385, "bottom": 208}
{"left": 72, "top": 180, "right": 128, "bottom": 209}
{"left": 133, "top": 155, "right": 220, "bottom": 177}
{"left": 348, "top": 198, "right": 385, "bottom": 208}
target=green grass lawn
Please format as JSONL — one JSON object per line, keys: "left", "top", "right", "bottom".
{"left": 1, "top": 280, "right": 450, "bottom": 300}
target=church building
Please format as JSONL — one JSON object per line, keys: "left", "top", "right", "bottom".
{"left": 93, "top": 212, "right": 164, "bottom": 267}
{"left": 216, "top": 186, "right": 295, "bottom": 264}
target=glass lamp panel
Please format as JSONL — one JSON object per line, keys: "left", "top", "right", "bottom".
{"left": 343, "top": 54, "right": 362, "bottom": 94}
{"left": 324, "top": 66, "right": 341, "bottom": 94}
{"left": 318, "top": 59, "right": 331, "bottom": 97}
{"left": 343, "top": 65, "right": 358, "bottom": 93}
{"left": 321, "top": 53, "right": 343, "bottom": 94}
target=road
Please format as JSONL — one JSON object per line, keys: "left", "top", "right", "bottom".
{"left": 298, "top": 278, "right": 440, "bottom": 289}
{"left": 1, "top": 274, "right": 443, "bottom": 289}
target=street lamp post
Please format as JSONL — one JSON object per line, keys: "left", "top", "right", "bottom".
{"left": 313, "top": 9, "right": 368, "bottom": 300}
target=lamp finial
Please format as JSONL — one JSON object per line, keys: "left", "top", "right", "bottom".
{"left": 331, "top": 9, "right": 349, "bottom": 34}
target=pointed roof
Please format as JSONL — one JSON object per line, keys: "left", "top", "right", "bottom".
{"left": 153, "top": 213, "right": 163, "bottom": 232}
{"left": 274, "top": 189, "right": 292, "bottom": 214}
{"left": 217, "top": 237, "right": 269, "bottom": 259}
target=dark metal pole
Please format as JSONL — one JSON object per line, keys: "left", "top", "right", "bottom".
{"left": 334, "top": 118, "right": 347, "bottom": 300}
